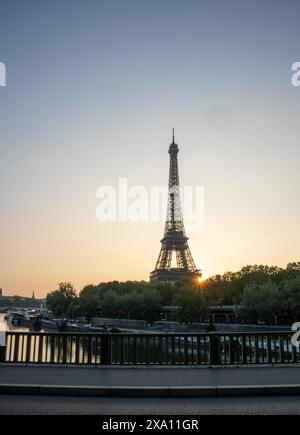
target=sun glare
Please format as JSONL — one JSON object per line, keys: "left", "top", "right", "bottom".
{"left": 195, "top": 269, "right": 210, "bottom": 285}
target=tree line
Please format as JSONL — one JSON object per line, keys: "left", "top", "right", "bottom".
{"left": 46, "top": 262, "right": 300, "bottom": 325}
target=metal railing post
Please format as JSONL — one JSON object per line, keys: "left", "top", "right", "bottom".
{"left": 242, "top": 336, "right": 247, "bottom": 364}
{"left": 0, "top": 345, "right": 5, "bottom": 362}
{"left": 229, "top": 336, "right": 235, "bottom": 364}
{"left": 101, "top": 334, "right": 112, "bottom": 365}
{"left": 0, "top": 331, "right": 6, "bottom": 362}
{"left": 210, "top": 334, "right": 220, "bottom": 365}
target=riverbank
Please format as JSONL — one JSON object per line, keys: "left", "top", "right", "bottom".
{"left": 92, "top": 316, "right": 291, "bottom": 333}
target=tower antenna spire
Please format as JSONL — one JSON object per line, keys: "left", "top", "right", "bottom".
{"left": 172, "top": 128, "right": 175, "bottom": 143}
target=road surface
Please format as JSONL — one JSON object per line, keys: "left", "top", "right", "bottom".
{"left": 1, "top": 365, "right": 300, "bottom": 387}
{"left": 0, "top": 394, "right": 300, "bottom": 415}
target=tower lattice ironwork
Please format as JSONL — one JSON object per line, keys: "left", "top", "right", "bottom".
{"left": 150, "top": 130, "right": 201, "bottom": 282}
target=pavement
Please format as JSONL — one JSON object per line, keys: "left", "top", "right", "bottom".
{"left": 1, "top": 394, "right": 300, "bottom": 415}
{"left": 0, "top": 365, "right": 300, "bottom": 397}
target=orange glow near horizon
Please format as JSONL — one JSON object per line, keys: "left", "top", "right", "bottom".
{"left": 196, "top": 276, "right": 203, "bottom": 284}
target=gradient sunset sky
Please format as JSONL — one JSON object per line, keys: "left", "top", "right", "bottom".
{"left": 0, "top": 0, "right": 300, "bottom": 297}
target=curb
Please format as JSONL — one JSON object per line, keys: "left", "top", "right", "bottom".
{"left": 1, "top": 384, "right": 300, "bottom": 397}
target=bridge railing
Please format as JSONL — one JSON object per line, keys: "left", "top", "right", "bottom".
{"left": 0, "top": 331, "right": 299, "bottom": 366}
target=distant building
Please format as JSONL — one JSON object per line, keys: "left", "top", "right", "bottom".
{"left": 32, "top": 291, "right": 35, "bottom": 300}
{"left": 0, "top": 288, "right": 2, "bottom": 297}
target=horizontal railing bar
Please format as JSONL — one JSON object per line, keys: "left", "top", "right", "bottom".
{"left": 5, "top": 331, "right": 293, "bottom": 338}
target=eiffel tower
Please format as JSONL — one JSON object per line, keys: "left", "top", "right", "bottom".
{"left": 150, "top": 130, "right": 201, "bottom": 282}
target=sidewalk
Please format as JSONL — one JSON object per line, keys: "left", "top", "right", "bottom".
{"left": 0, "top": 365, "right": 300, "bottom": 397}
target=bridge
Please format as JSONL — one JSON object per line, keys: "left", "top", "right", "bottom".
{"left": 0, "top": 330, "right": 300, "bottom": 398}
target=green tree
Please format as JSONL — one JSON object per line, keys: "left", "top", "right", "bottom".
{"left": 138, "top": 288, "right": 162, "bottom": 324}
{"left": 282, "top": 277, "right": 300, "bottom": 320}
{"left": 66, "top": 301, "right": 82, "bottom": 319}
{"left": 176, "top": 285, "right": 208, "bottom": 325}
{"left": 237, "top": 281, "right": 286, "bottom": 324}
{"left": 101, "top": 290, "right": 120, "bottom": 317}
{"left": 46, "top": 282, "right": 77, "bottom": 317}
{"left": 154, "top": 283, "right": 176, "bottom": 306}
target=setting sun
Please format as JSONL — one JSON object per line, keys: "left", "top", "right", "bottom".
{"left": 195, "top": 275, "right": 203, "bottom": 285}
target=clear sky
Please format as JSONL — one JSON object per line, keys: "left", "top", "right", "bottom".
{"left": 0, "top": 0, "right": 300, "bottom": 297}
